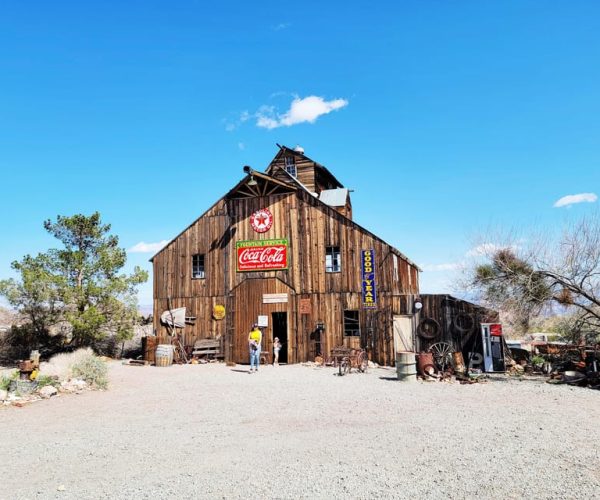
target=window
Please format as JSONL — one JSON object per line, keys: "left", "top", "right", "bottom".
{"left": 284, "top": 156, "right": 297, "bottom": 177}
{"left": 192, "top": 254, "right": 205, "bottom": 279}
{"left": 343, "top": 310, "right": 360, "bottom": 337}
{"left": 325, "top": 246, "right": 341, "bottom": 273}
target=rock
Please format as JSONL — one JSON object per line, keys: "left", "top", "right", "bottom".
{"left": 0, "top": 389, "right": 7, "bottom": 401}
{"left": 40, "top": 385, "right": 58, "bottom": 398}
{"left": 60, "top": 378, "right": 88, "bottom": 393}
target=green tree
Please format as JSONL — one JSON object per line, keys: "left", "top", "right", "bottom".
{"left": 466, "top": 214, "right": 600, "bottom": 340}
{"left": 0, "top": 212, "right": 148, "bottom": 347}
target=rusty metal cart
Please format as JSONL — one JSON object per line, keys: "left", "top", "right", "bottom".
{"left": 328, "top": 346, "right": 368, "bottom": 376}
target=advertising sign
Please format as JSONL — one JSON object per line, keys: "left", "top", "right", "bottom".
{"left": 361, "top": 249, "right": 377, "bottom": 308}
{"left": 250, "top": 208, "right": 273, "bottom": 233}
{"left": 236, "top": 239, "right": 288, "bottom": 272}
{"left": 490, "top": 323, "right": 503, "bottom": 337}
{"left": 299, "top": 298, "right": 311, "bottom": 314}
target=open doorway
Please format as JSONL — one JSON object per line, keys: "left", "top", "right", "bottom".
{"left": 272, "top": 312, "right": 288, "bottom": 364}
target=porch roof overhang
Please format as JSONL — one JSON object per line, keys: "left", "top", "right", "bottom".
{"left": 225, "top": 171, "right": 297, "bottom": 199}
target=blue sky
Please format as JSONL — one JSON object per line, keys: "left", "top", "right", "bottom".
{"left": 1, "top": 1, "right": 599, "bottom": 307}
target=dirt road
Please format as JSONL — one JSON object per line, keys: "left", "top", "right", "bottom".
{"left": 2, "top": 362, "right": 599, "bottom": 499}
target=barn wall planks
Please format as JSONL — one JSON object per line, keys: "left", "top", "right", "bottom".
{"left": 412, "top": 294, "right": 499, "bottom": 359}
{"left": 152, "top": 151, "right": 424, "bottom": 365}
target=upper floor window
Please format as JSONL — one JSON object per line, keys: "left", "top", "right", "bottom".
{"left": 343, "top": 310, "right": 360, "bottom": 337}
{"left": 284, "top": 156, "right": 297, "bottom": 177}
{"left": 192, "top": 254, "right": 205, "bottom": 279}
{"left": 325, "top": 246, "right": 341, "bottom": 273}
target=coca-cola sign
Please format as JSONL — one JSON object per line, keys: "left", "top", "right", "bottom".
{"left": 236, "top": 239, "right": 288, "bottom": 272}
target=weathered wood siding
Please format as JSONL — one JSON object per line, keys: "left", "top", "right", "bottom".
{"left": 153, "top": 186, "right": 420, "bottom": 365}
{"left": 413, "top": 295, "right": 499, "bottom": 356}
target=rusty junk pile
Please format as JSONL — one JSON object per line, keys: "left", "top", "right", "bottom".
{"left": 506, "top": 340, "right": 600, "bottom": 390}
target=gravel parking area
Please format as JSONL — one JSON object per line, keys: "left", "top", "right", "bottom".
{"left": 2, "top": 362, "right": 599, "bottom": 499}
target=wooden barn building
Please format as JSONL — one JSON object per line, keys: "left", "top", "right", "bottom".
{"left": 151, "top": 145, "right": 498, "bottom": 367}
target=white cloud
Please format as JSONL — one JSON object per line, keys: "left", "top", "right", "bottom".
{"left": 224, "top": 110, "right": 251, "bottom": 132}
{"left": 553, "top": 192, "right": 598, "bottom": 208}
{"left": 466, "top": 243, "right": 503, "bottom": 257}
{"left": 465, "top": 242, "right": 521, "bottom": 257}
{"left": 256, "top": 95, "right": 349, "bottom": 129}
{"left": 238, "top": 142, "right": 245, "bottom": 150}
{"left": 273, "top": 22, "right": 290, "bottom": 31}
{"left": 128, "top": 240, "right": 169, "bottom": 253}
{"left": 420, "top": 262, "right": 462, "bottom": 272}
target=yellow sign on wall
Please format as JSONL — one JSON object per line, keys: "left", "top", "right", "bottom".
{"left": 213, "top": 304, "right": 226, "bottom": 320}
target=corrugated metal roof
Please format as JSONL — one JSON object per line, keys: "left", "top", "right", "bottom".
{"left": 319, "top": 188, "right": 348, "bottom": 207}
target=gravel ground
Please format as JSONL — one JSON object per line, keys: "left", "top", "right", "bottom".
{"left": 1, "top": 362, "right": 599, "bottom": 500}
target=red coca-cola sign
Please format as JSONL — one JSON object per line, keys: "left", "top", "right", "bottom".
{"left": 236, "top": 239, "right": 288, "bottom": 271}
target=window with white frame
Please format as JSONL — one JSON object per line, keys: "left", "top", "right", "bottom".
{"left": 325, "top": 246, "right": 341, "bottom": 273}
{"left": 192, "top": 254, "right": 205, "bottom": 279}
{"left": 284, "top": 156, "right": 297, "bottom": 177}
{"left": 343, "top": 310, "right": 360, "bottom": 337}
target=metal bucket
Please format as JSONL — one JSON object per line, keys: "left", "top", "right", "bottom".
{"left": 155, "top": 344, "right": 174, "bottom": 367}
{"left": 452, "top": 352, "right": 466, "bottom": 374}
{"left": 396, "top": 351, "right": 417, "bottom": 382}
{"left": 416, "top": 352, "right": 436, "bottom": 377}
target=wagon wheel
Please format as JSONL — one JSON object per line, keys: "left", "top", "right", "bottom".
{"left": 357, "top": 351, "right": 368, "bottom": 373}
{"left": 417, "top": 318, "right": 440, "bottom": 340}
{"left": 428, "top": 342, "right": 453, "bottom": 371}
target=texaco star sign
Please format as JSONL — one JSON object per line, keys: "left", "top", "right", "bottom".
{"left": 250, "top": 208, "right": 273, "bottom": 233}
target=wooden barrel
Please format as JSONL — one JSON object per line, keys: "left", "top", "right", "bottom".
{"left": 396, "top": 351, "right": 417, "bottom": 382}
{"left": 142, "top": 336, "right": 157, "bottom": 364}
{"left": 155, "top": 344, "right": 174, "bottom": 367}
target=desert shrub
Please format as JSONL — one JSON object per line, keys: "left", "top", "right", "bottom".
{"left": 0, "top": 376, "right": 11, "bottom": 391}
{"left": 531, "top": 355, "right": 546, "bottom": 366}
{"left": 0, "top": 370, "right": 18, "bottom": 390}
{"left": 36, "top": 374, "right": 59, "bottom": 388}
{"left": 71, "top": 355, "right": 108, "bottom": 389}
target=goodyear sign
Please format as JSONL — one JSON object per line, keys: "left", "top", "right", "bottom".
{"left": 361, "top": 249, "right": 377, "bottom": 308}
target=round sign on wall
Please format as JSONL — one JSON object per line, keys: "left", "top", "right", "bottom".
{"left": 250, "top": 208, "right": 273, "bottom": 233}
{"left": 212, "top": 304, "right": 226, "bottom": 320}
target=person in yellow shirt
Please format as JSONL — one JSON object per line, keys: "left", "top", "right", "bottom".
{"left": 248, "top": 324, "right": 262, "bottom": 373}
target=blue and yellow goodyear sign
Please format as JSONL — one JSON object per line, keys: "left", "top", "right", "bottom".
{"left": 361, "top": 249, "right": 377, "bottom": 308}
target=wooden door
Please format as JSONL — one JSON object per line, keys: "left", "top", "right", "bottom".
{"left": 232, "top": 278, "right": 295, "bottom": 364}
{"left": 393, "top": 315, "right": 414, "bottom": 353}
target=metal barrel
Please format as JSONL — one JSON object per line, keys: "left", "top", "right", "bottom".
{"left": 416, "top": 352, "right": 436, "bottom": 377}
{"left": 396, "top": 351, "right": 417, "bottom": 382}
{"left": 452, "top": 352, "right": 466, "bottom": 374}
{"left": 155, "top": 344, "right": 174, "bottom": 367}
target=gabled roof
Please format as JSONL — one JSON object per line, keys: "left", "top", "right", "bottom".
{"left": 225, "top": 170, "right": 296, "bottom": 199}
{"left": 266, "top": 144, "right": 344, "bottom": 189}
{"left": 151, "top": 149, "right": 420, "bottom": 271}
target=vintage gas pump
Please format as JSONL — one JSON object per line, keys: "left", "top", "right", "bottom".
{"left": 480, "top": 323, "right": 506, "bottom": 372}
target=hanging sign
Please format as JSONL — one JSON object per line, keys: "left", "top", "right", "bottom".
{"left": 263, "top": 293, "right": 288, "bottom": 304}
{"left": 299, "top": 298, "right": 311, "bottom": 314}
{"left": 236, "top": 239, "right": 288, "bottom": 271}
{"left": 361, "top": 249, "right": 377, "bottom": 308}
{"left": 250, "top": 208, "right": 273, "bottom": 233}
